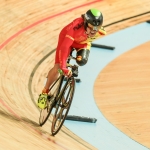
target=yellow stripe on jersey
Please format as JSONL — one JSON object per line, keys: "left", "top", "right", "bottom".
{"left": 66, "top": 35, "right": 74, "bottom": 41}
{"left": 77, "top": 45, "right": 91, "bottom": 51}
{"left": 99, "top": 26, "right": 106, "bottom": 35}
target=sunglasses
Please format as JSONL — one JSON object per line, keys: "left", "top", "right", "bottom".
{"left": 87, "top": 23, "right": 101, "bottom": 31}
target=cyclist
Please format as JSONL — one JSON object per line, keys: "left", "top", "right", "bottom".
{"left": 37, "top": 8, "right": 106, "bottom": 109}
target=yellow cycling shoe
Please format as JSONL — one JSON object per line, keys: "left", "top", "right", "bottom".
{"left": 37, "top": 93, "right": 48, "bottom": 109}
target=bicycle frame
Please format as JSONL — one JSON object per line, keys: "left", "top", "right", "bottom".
{"left": 39, "top": 48, "right": 79, "bottom": 135}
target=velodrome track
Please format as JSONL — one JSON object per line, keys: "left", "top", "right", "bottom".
{"left": 0, "top": 0, "right": 150, "bottom": 149}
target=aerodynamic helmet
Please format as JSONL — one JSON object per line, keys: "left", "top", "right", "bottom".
{"left": 84, "top": 8, "right": 103, "bottom": 28}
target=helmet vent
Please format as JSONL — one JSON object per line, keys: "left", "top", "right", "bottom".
{"left": 93, "top": 20, "right": 96, "bottom": 25}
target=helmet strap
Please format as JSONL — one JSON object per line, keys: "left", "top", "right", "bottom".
{"left": 84, "top": 22, "right": 88, "bottom": 31}
{"left": 81, "top": 14, "right": 88, "bottom": 31}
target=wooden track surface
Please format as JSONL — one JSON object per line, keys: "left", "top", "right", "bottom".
{"left": 0, "top": 0, "right": 150, "bottom": 149}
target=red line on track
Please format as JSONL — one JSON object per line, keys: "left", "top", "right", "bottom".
{"left": 0, "top": 0, "right": 102, "bottom": 50}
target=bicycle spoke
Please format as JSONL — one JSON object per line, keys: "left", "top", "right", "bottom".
{"left": 53, "top": 108, "right": 65, "bottom": 129}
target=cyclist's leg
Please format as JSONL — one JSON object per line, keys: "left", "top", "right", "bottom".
{"left": 76, "top": 48, "right": 90, "bottom": 66}
{"left": 74, "top": 42, "right": 91, "bottom": 66}
{"left": 42, "top": 64, "right": 60, "bottom": 93}
{"left": 37, "top": 64, "right": 60, "bottom": 109}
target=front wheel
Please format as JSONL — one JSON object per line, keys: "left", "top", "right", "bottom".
{"left": 51, "top": 77, "right": 75, "bottom": 135}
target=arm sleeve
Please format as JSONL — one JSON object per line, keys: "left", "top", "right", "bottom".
{"left": 59, "top": 24, "right": 75, "bottom": 70}
{"left": 59, "top": 36, "right": 74, "bottom": 69}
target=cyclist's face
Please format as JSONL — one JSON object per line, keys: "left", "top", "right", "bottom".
{"left": 86, "top": 23, "right": 101, "bottom": 37}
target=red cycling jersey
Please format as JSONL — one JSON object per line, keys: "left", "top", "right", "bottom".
{"left": 55, "top": 17, "right": 106, "bottom": 75}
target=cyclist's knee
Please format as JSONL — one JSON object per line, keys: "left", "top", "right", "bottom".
{"left": 76, "top": 49, "right": 90, "bottom": 66}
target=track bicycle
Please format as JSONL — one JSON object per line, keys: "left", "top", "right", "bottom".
{"left": 39, "top": 49, "right": 79, "bottom": 136}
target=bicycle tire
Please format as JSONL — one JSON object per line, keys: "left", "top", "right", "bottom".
{"left": 51, "top": 77, "right": 75, "bottom": 135}
{"left": 39, "top": 75, "right": 63, "bottom": 126}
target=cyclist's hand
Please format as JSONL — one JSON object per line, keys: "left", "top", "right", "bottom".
{"left": 62, "top": 68, "right": 72, "bottom": 77}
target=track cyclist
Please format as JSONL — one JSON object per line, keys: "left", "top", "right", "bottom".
{"left": 37, "top": 8, "right": 106, "bottom": 109}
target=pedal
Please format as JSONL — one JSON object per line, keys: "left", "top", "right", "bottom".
{"left": 48, "top": 95, "right": 56, "bottom": 108}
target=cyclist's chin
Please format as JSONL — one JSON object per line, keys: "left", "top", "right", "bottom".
{"left": 89, "top": 32, "right": 96, "bottom": 37}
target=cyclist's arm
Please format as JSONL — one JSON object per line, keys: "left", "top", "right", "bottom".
{"left": 58, "top": 25, "right": 75, "bottom": 76}
{"left": 72, "top": 42, "right": 87, "bottom": 49}
{"left": 59, "top": 35, "right": 74, "bottom": 71}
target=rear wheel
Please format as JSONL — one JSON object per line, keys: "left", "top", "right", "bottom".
{"left": 39, "top": 76, "right": 63, "bottom": 126}
{"left": 51, "top": 77, "right": 75, "bottom": 135}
